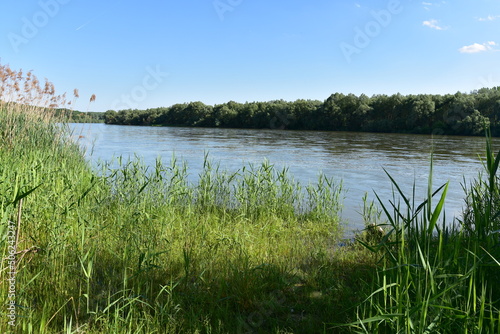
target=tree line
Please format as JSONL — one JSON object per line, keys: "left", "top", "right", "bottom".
{"left": 55, "top": 109, "right": 105, "bottom": 123}
{"left": 104, "top": 87, "right": 500, "bottom": 136}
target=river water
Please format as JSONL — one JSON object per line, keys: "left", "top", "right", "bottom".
{"left": 70, "top": 123, "right": 499, "bottom": 233}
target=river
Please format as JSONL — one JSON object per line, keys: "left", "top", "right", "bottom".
{"left": 70, "top": 123, "right": 499, "bottom": 234}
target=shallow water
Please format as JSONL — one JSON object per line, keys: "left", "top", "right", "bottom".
{"left": 70, "top": 123, "right": 500, "bottom": 233}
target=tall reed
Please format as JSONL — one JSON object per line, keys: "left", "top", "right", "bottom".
{"left": 1, "top": 64, "right": 350, "bottom": 332}
{"left": 346, "top": 138, "right": 500, "bottom": 333}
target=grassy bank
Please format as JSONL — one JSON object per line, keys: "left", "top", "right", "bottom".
{"left": 345, "top": 156, "right": 500, "bottom": 333}
{"left": 1, "top": 88, "right": 372, "bottom": 333}
{"left": 2, "top": 65, "right": 500, "bottom": 333}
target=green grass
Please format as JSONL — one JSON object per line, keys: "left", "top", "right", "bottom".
{"left": 2, "top": 64, "right": 500, "bottom": 333}
{"left": 342, "top": 138, "right": 500, "bottom": 333}
{"left": 1, "top": 102, "right": 376, "bottom": 333}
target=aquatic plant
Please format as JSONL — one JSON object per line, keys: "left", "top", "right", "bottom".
{"left": 344, "top": 144, "right": 500, "bottom": 333}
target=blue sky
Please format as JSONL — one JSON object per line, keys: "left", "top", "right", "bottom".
{"left": 1, "top": 0, "right": 500, "bottom": 112}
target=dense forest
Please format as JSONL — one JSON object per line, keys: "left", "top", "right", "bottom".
{"left": 104, "top": 88, "right": 500, "bottom": 136}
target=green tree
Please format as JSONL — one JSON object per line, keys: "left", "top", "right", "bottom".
{"left": 440, "top": 92, "right": 476, "bottom": 134}
{"left": 406, "top": 94, "right": 435, "bottom": 133}
{"left": 104, "top": 110, "right": 117, "bottom": 124}
{"left": 184, "top": 101, "right": 214, "bottom": 127}
{"left": 213, "top": 103, "right": 239, "bottom": 128}
{"left": 291, "top": 99, "right": 322, "bottom": 130}
{"left": 322, "top": 93, "right": 345, "bottom": 130}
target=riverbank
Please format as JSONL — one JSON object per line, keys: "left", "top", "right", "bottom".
{"left": 2, "top": 65, "right": 500, "bottom": 332}
{"left": 3, "top": 102, "right": 500, "bottom": 333}
{"left": 72, "top": 122, "right": 492, "bottom": 234}
{"left": 1, "top": 101, "right": 380, "bottom": 333}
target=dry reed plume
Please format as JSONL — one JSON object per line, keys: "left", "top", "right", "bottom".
{"left": 0, "top": 62, "right": 96, "bottom": 149}
{"left": 0, "top": 63, "right": 65, "bottom": 119}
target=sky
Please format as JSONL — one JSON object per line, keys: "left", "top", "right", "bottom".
{"left": 1, "top": 0, "right": 500, "bottom": 112}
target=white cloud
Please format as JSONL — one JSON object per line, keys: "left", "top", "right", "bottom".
{"left": 478, "top": 15, "right": 500, "bottom": 21}
{"left": 459, "top": 41, "right": 497, "bottom": 54}
{"left": 459, "top": 43, "right": 488, "bottom": 53}
{"left": 423, "top": 19, "right": 446, "bottom": 30}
